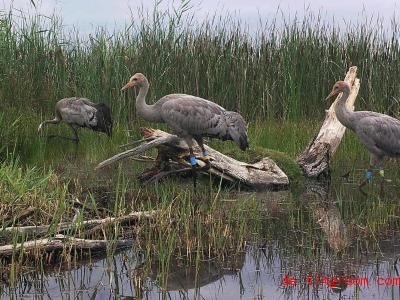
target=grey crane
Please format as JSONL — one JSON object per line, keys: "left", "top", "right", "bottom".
{"left": 325, "top": 81, "right": 400, "bottom": 184}
{"left": 121, "top": 73, "right": 248, "bottom": 168}
{"left": 38, "top": 97, "right": 113, "bottom": 143}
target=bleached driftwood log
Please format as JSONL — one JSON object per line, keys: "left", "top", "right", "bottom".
{"left": 0, "top": 234, "right": 133, "bottom": 258}
{"left": 297, "top": 66, "right": 360, "bottom": 178}
{"left": 96, "top": 128, "right": 289, "bottom": 190}
{"left": 2, "top": 210, "right": 158, "bottom": 236}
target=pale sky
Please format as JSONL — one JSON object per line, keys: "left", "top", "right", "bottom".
{"left": 2, "top": 0, "right": 399, "bottom": 34}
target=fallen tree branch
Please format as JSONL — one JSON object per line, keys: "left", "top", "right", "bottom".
{"left": 119, "top": 138, "right": 153, "bottom": 148}
{"left": 297, "top": 66, "right": 360, "bottom": 178}
{"left": 3, "top": 206, "right": 37, "bottom": 228}
{"left": 2, "top": 210, "right": 159, "bottom": 236}
{"left": 96, "top": 128, "right": 289, "bottom": 190}
{"left": 0, "top": 234, "right": 133, "bottom": 258}
{"left": 96, "top": 135, "right": 178, "bottom": 170}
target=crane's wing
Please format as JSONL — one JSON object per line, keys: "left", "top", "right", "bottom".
{"left": 160, "top": 95, "right": 227, "bottom": 137}
{"left": 355, "top": 114, "right": 400, "bottom": 156}
{"left": 58, "top": 98, "right": 98, "bottom": 128}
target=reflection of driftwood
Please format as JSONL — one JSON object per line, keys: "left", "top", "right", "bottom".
{"left": 4, "top": 206, "right": 36, "bottom": 225}
{"left": 143, "top": 252, "right": 245, "bottom": 292}
{"left": 96, "top": 128, "right": 289, "bottom": 190}
{"left": 255, "top": 190, "right": 290, "bottom": 218}
{"left": 0, "top": 234, "right": 132, "bottom": 258}
{"left": 297, "top": 66, "right": 360, "bottom": 178}
{"left": 2, "top": 210, "right": 158, "bottom": 236}
{"left": 301, "top": 180, "right": 349, "bottom": 252}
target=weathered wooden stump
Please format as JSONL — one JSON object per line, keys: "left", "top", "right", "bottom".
{"left": 96, "top": 128, "right": 289, "bottom": 190}
{"left": 297, "top": 66, "right": 360, "bottom": 178}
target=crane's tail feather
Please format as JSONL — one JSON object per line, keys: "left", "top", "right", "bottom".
{"left": 94, "top": 103, "right": 113, "bottom": 136}
{"left": 225, "top": 111, "right": 249, "bottom": 151}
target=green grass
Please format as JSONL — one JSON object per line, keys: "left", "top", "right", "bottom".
{"left": 1, "top": 5, "right": 400, "bottom": 123}
{"left": 1, "top": 3, "right": 400, "bottom": 290}
{"left": 1, "top": 4, "right": 395, "bottom": 175}
{"left": 0, "top": 4, "right": 397, "bottom": 173}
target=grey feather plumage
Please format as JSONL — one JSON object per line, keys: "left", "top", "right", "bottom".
{"left": 57, "top": 98, "right": 98, "bottom": 128}
{"left": 330, "top": 81, "right": 400, "bottom": 166}
{"left": 123, "top": 74, "right": 248, "bottom": 152}
{"left": 352, "top": 112, "right": 400, "bottom": 157}
{"left": 155, "top": 94, "right": 248, "bottom": 149}
{"left": 38, "top": 97, "right": 112, "bottom": 140}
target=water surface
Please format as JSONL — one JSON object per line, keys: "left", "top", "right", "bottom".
{"left": 3, "top": 176, "right": 400, "bottom": 300}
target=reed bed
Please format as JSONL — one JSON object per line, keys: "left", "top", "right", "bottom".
{"left": 0, "top": 4, "right": 399, "bottom": 166}
{"left": 1, "top": 3, "right": 400, "bottom": 292}
{"left": 1, "top": 4, "right": 400, "bottom": 122}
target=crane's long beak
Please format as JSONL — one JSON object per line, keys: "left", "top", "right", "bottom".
{"left": 121, "top": 81, "right": 133, "bottom": 91}
{"left": 324, "top": 91, "right": 336, "bottom": 101}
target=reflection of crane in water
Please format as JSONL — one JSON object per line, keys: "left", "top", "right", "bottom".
{"left": 120, "top": 73, "right": 249, "bottom": 169}
{"left": 325, "top": 81, "right": 400, "bottom": 185}
{"left": 38, "top": 97, "right": 113, "bottom": 143}
{"left": 142, "top": 252, "right": 245, "bottom": 293}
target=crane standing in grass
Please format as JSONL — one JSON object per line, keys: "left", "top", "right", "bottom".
{"left": 325, "top": 81, "right": 400, "bottom": 185}
{"left": 38, "top": 97, "right": 113, "bottom": 143}
{"left": 120, "top": 73, "right": 248, "bottom": 170}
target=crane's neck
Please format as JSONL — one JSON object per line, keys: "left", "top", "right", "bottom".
{"left": 334, "top": 86, "right": 354, "bottom": 130}
{"left": 135, "top": 82, "right": 163, "bottom": 123}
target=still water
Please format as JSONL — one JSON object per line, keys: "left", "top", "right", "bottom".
{"left": 3, "top": 242, "right": 400, "bottom": 299}
{"left": 2, "top": 177, "right": 400, "bottom": 300}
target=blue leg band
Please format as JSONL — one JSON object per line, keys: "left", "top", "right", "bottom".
{"left": 366, "top": 169, "right": 373, "bottom": 181}
{"left": 190, "top": 156, "right": 197, "bottom": 166}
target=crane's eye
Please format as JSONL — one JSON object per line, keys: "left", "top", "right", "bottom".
{"left": 132, "top": 78, "right": 137, "bottom": 81}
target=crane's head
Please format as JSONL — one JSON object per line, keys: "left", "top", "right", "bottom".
{"left": 121, "top": 73, "right": 148, "bottom": 91}
{"left": 325, "top": 81, "right": 350, "bottom": 101}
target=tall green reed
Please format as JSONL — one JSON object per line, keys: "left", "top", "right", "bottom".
{"left": 1, "top": 4, "right": 400, "bottom": 123}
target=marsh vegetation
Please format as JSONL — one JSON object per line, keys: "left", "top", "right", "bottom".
{"left": 1, "top": 3, "right": 400, "bottom": 298}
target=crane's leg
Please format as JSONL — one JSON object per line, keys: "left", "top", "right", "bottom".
{"left": 71, "top": 126, "right": 80, "bottom": 143}
{"left": 184, "top": 137, "right": 198, "bottom": 190}
{"left": 372, "top": 155, "right": 385, "bottom": 184}
{"left": 189, "top": 147, "right": 198, "bottom": 190}
{"left": 359, "top": 154, "right": 385, "bottom": 190}
{"left": 378, "top": 165, "right": 385, "bottom": 195}
{"left": 359, "top": 164, "right": 373, "bottom": 189}
{"left": 193, "top": 136, "right": 211, "bottom": 170}
{"left": 183, "top": 137, "right": 198, "bottom": 167}
{"left": 378, "top": 166, "right": 385, "bottom": 178}
{"left": 48, "top": 126, "right": 79, "bottom": 143}
{"left": 366, "top": 167, "right": 373, "bottom": 182}
{"left": 340, "top": 170, "right": 351, "bottom": 182}
{"left": 374, "top": 155, "right": 386, "bottom": 193}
